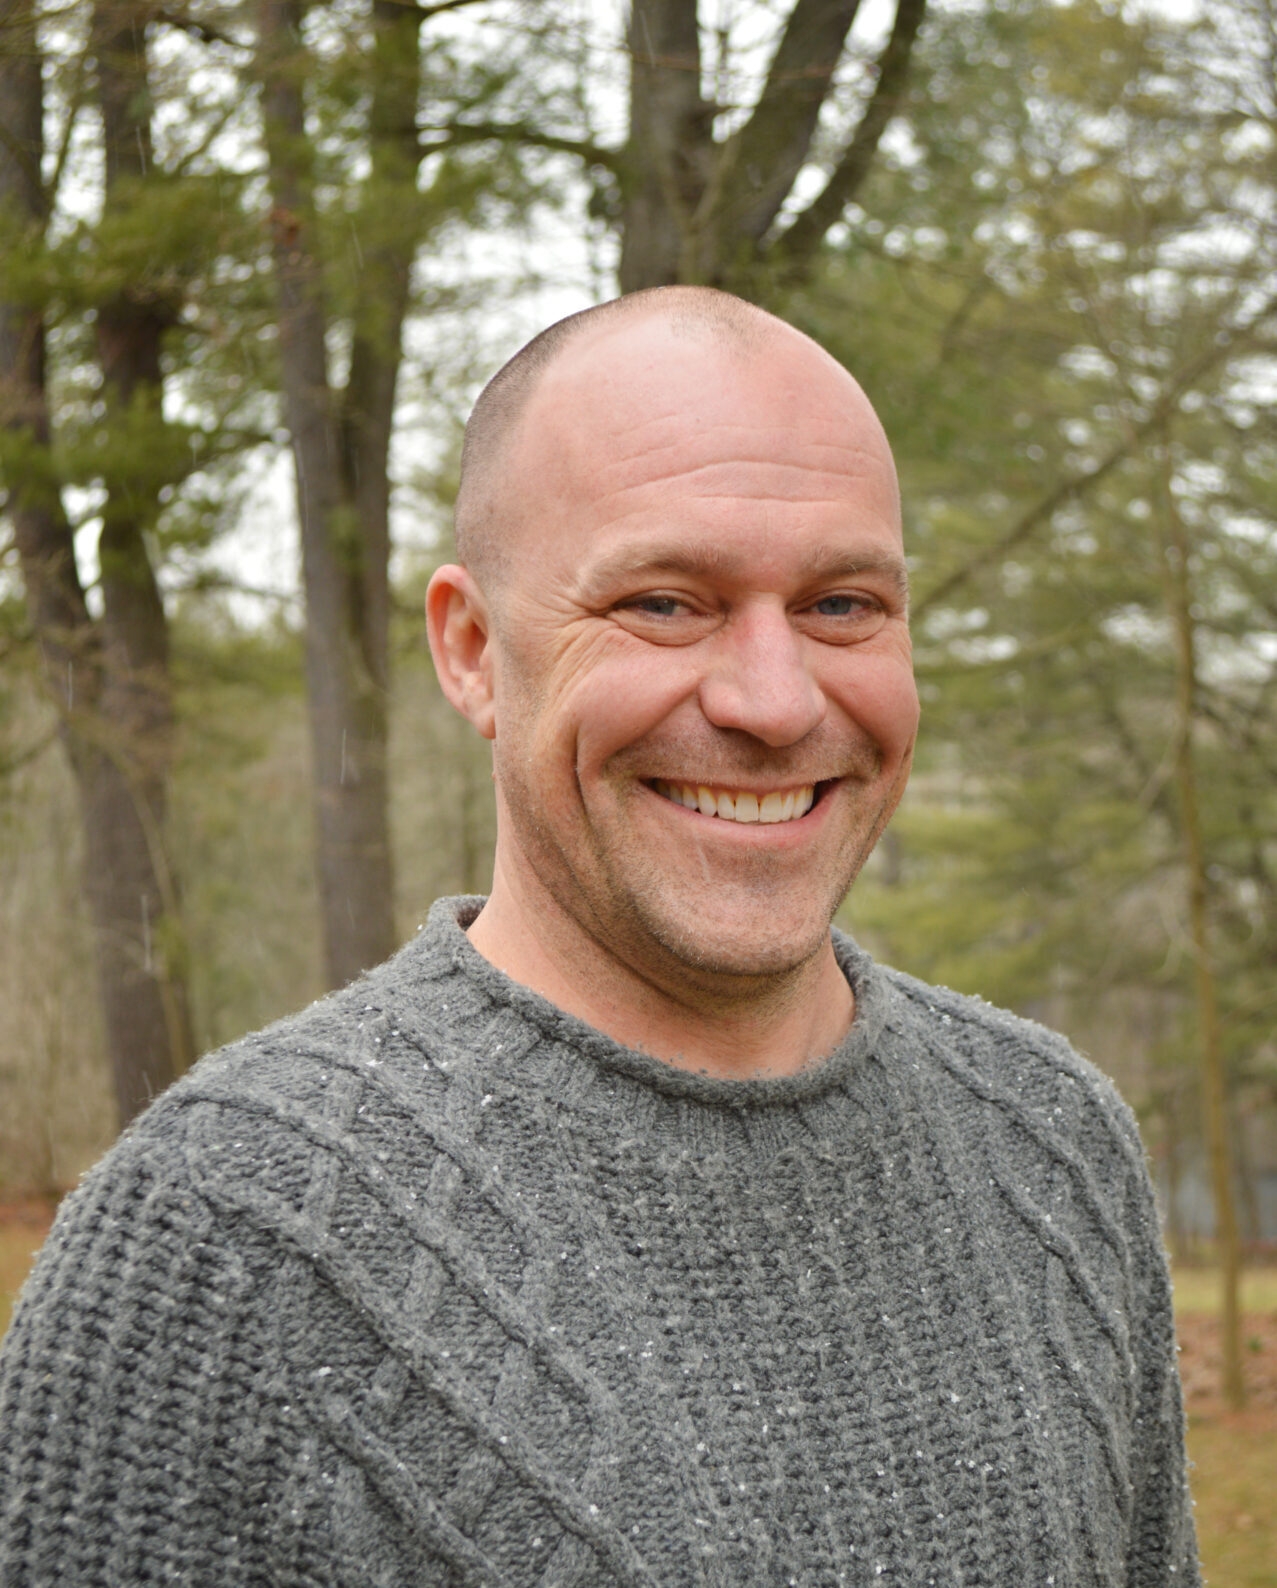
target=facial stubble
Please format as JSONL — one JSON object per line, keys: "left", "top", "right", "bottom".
{"left": 495, "top": 715, "right": 900, "bottom": 1009}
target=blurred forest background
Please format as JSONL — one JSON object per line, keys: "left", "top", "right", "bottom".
{"left": 1, "top": 0, "right": 1274, "bottom": 1382}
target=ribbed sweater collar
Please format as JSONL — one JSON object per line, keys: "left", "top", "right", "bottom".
{"left": 377, "top": 895, "right": 889, "bottom": 1112}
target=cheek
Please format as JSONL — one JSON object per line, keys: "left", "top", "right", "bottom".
{"left": 828, "top": 655, "right": 920, "bottom": 758}
{"left": 571, "top": 657, "right": 702, "bottom": 781}
{"left": 515, "top": 645, "right": 701, "bottom": 778}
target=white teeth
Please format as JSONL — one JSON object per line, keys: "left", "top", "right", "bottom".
{"left": 654, "top": 781, "right": 816, "bottom": 824}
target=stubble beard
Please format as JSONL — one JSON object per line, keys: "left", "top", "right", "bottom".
{"left": 598, "top": 795, "right": 894, "bottom": 1001}
{"left": 496, "top": 738, "right": 893, "bottom": 1006}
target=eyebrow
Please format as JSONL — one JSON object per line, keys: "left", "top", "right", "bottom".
{"left": 580, "top": 540, "right": 911, "bottom": 606}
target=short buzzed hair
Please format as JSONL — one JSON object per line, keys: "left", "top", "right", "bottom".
{"left": 454, "top": 287, "right": 782, "bottom": 582}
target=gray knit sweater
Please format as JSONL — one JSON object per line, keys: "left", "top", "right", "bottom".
{"left": 0, "top": 898, "right": 1197, "bottom": 1587}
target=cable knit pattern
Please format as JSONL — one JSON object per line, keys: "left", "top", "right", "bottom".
{"left": 0, "top": 898, "right": 1197, "bottom": 1587}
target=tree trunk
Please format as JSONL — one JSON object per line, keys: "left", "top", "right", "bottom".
{"left": 337, "top": 0, "right": 424, "bottom": 763}
{"left": 0, "top": 0, "right": 191, "bottom": 1127}
{"left": 258, "top": 0, "right": 424, "bottom": 987}
{"left": 619, "top": 0, "right": 928, "bottom": 295}
{"left": 1158, "top": 444, "right": 1245, "bottom": 1410}
{"left": 619, "top": 0, "right": 712, "bottom": 290}
{"left": 1232, "top": 1093, "right": 1260, "bottom": 1249}
{"left": 1162, "top": 1091, "right": 1187, "bottom": 1264}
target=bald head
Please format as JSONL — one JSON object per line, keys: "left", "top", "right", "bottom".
{"left": 428, "top": 285, "right": 915, "bottom": 1028}
{"left": 453, "top": 287, "right": 865, "bottom": 585}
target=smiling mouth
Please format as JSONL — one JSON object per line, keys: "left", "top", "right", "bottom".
{"left": 648, "top": 779, "right": 820, "bottom": 825}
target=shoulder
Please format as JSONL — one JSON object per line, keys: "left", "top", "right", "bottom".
{"left": 0, "top": 920, "right": 483, "bottom": 1444}
{"left": 123, "top": 928, "right": 471, "bottom": 1206}
{"left": 844, "top": 944, "right": 1176, "bottom": 1361}
{"left": 0, "top": 945, "right": 477, "bottom": 1585}
{"left": 837, "top": 932, "right": 1149, "bottom": 1190}
{"left": 18, "top": 916, "right": 475, "bottom": 1306}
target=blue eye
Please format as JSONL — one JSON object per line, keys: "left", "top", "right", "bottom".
{"left": 813, "top": 594, "right": 865, "bottom": 616}
{"left": 631, "top": 596, "right": 684, "bottom": 617}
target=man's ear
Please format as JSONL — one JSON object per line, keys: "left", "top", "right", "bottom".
{"left": 426, "top": 564, "right": 497, "bottom": 741}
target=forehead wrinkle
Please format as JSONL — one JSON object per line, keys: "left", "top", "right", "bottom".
{"left": 587, "top": 462, "right": 894, "bottom": 511}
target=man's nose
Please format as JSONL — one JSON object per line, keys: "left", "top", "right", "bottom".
{"left": 697, "top": 603, "right": 826, "bottom": 747}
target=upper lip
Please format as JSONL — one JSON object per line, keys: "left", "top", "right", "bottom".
{"left": 645, "top": 776, "right": 832, "bottom": 793}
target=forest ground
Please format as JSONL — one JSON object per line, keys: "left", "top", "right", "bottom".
{"left": 0, "top": 1198, "right": 1273, "bottom": 1585}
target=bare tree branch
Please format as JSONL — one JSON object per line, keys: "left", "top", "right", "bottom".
{"left": 415, "top": 0, "right": 489, "bottom": 17}
{"left": 153, "top": 0, "right": 486, "bottom": 53}
{"left": 912, "top": 295, "right": 1277, "bottom": 619}
{"left": 153, "top": 7, "right": 248, "bottom": 49}
{"left": 705, "top": 0, "right": 864, "bottom": 251}
{"left": 774, "top": 0, "right": 927, "bottom": 276}
{"left": 420, "top": 119, "right": 622, "bottom": 171}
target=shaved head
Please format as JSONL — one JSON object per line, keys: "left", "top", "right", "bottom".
{"left": 454, "top": 287, "right": 836, "bottom": 585}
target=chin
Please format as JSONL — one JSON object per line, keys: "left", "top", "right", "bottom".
{"left": 630, "top": 893, "right": 839, "bottom": 986}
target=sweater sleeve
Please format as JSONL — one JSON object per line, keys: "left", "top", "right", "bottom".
{"left": 0, "top": 1139, "right": 341, "bottom": 1588}
{"left": 1116, "top": 1117, "right": 1200, "bottom": 1588}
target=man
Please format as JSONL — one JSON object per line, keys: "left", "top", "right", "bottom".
{"left": 0, "top": 289, "right": 1196, "bottom": 1586}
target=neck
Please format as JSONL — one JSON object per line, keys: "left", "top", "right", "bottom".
{"left": 465, "top": 861, "right": 854, "bottom": 1082}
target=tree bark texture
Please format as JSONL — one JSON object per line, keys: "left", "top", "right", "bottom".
{"left": 619, "top": 0, "right": 928, "bottom": 294}
{"left": 0, "top": 0, "right": 191, "bottom": 1126}
{"left": 258, "top": 0, "right": 426, "bottom": 988}
{"left": 620, "top": 0, "right": 711, "bottom": 291}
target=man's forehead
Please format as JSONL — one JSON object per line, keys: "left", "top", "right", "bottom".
{"left": 469, "top": 300, "right": 901, "bottom": 601}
